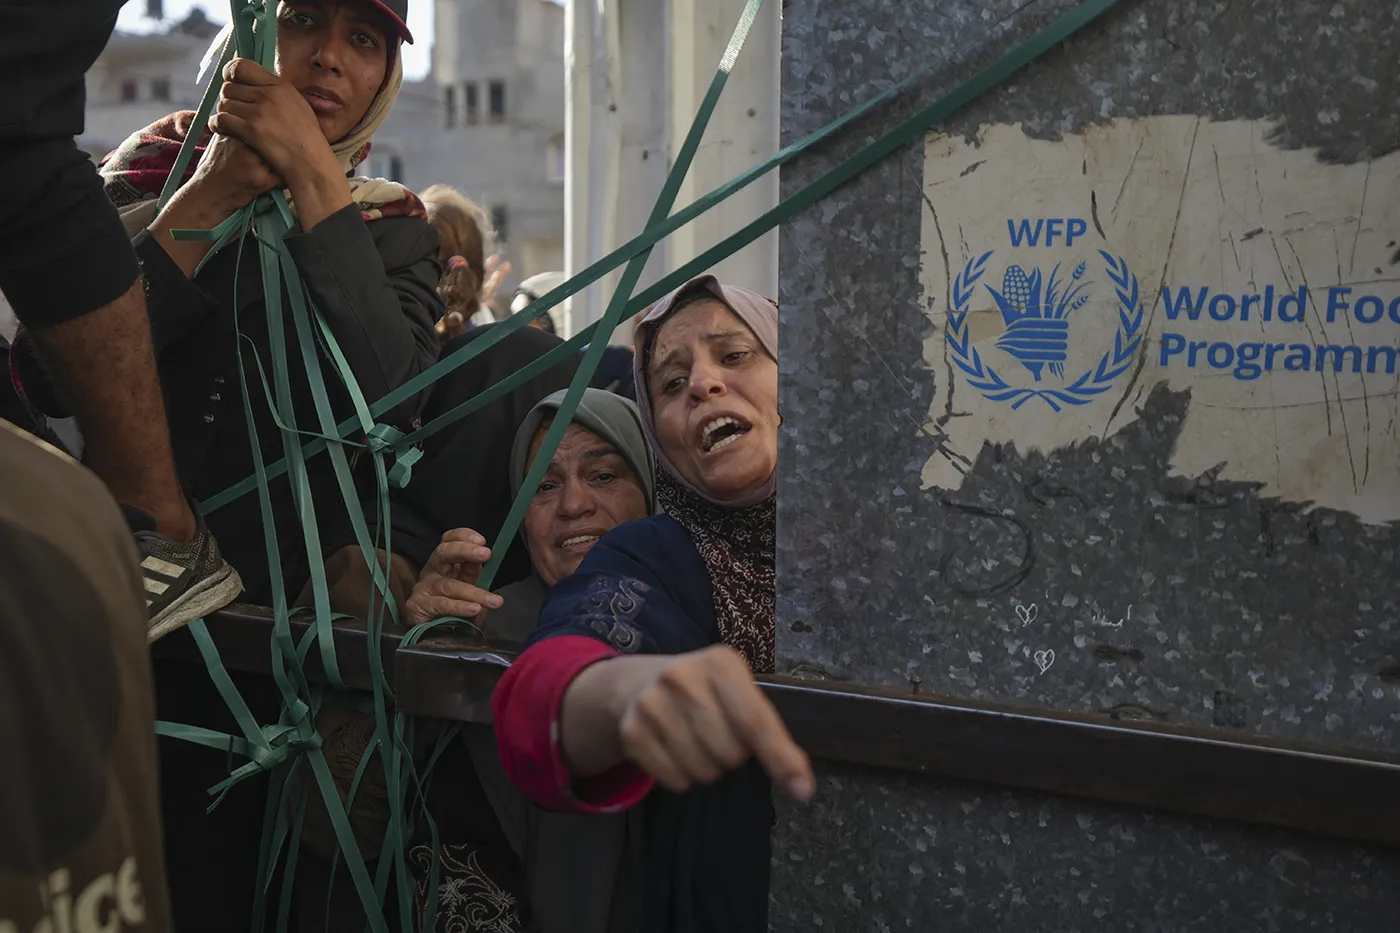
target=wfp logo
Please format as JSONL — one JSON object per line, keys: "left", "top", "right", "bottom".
{"left": 947, "top": 218, "right": 1144, "bottom": 411}
{"left": 988, "top": 260, "right": 1087, "bottom": 381}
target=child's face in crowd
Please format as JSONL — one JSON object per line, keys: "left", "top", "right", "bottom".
{"left": 524, "top": 424, "right": 649, "bottom": 586}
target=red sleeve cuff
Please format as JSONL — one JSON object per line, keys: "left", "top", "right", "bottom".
{"left": 492, "top": 635, "right": 654, "bottom": 814}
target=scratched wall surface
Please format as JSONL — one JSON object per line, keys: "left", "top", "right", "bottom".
{"left": 773, "top": 0, "right": 1400, "bottom": 929}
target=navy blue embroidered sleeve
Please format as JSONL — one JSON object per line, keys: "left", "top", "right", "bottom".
{"left": 525, "top": 515, "right": 718, "bottom": 658}
{"left": 495, "top": 515, "right": 715, "bottom": 812}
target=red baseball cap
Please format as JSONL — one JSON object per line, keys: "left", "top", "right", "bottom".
{"left": 365, "top": 0, "right": 413, "bottom": 43}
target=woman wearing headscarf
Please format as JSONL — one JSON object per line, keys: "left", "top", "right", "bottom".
{"left": 405, "top": 386, "right": 656, "bottom": 635}
{"left": 304, "top": 388, "right": 657, "bottom": 931}
{"left": 99, "top": 0, "right": 439, "bottom": 608}
{"left": 97, "top": 4, "right": 440, "bottom": 929}
{"left": 397, "top": 387, "right": 657, "bottom": 932}
{"left": 492, "top": 275, "right": 814, "bottom": 932}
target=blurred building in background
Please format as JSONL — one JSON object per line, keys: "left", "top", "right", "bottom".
{"left": 376, "top": 0, "right": 566, "bottom": 296}
{"left": 79, "top": 9, "right": 221, "bottom": 159}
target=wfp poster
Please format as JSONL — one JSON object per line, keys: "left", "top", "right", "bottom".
{"left": 919, "top": 115, "right": 1400, "bottom": 521}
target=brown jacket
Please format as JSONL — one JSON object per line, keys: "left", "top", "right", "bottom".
{"left": 0, "top": 423, "right": 172, "bottom": 932}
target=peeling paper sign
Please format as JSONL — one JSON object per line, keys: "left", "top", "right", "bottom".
{"left": 919, "top": 115, "right": 1400, "bottom": 521}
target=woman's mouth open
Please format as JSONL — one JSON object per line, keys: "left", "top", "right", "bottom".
{"left": 558, "top": 534, "right": 602, "bottom": 552}
{"left": 700, "top": 415, "right": 752, "bottom": 454}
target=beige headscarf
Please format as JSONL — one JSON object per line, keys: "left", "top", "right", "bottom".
{"left": 631, "top": 274, "right": 780, "bottom": 507}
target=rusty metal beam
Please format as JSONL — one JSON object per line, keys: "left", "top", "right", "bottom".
{"left": 153, "top": 605, "right": 1400, "bottom": 848}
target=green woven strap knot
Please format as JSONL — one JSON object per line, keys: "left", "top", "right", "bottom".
{"left": 205, "top": 697, "right": 324, "bottom": 801}
{"left": 364, "top": 423, "right": 422, "bottom": 488}
{"left": 249, "top": 721, "right": 322, "bottom": 769}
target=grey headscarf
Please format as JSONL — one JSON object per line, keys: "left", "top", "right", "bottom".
{"left": 483, "top": 388, "right": 656, "bottom": 644}
{"left": 509, "top": 387, "right": 657, "bottom": 512}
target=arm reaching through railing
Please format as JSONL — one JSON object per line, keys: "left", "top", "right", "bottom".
{"left": 560, "top": 645, "right": 813, "bottom": 800}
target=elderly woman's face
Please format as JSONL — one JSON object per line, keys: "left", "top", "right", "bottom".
{"left": 647, "top": 300, "right": 779, "bottom": 502}
{"left": 276, "top": 1, "right": 389, "bottom": 143}
{"left": 524, "top": 423, "right": 649, "bottom": 586}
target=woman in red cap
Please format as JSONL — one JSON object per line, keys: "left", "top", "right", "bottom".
{"left": 94, "top": 2, "right": 439, "bottom": 929}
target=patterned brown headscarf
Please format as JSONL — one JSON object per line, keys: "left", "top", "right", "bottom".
{"left": 632, "top": 275, "right": 778, "bottom": 673}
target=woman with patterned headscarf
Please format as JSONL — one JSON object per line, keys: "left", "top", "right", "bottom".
{"left": 492, "top": 274, "right": 813, "bottom": 932}
{"left": 97, "top": 3, "right": 440, "bottom": 929}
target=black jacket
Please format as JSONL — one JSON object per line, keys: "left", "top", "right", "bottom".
{"left": 136, "top": 203, "right": 442, "bottom": 601}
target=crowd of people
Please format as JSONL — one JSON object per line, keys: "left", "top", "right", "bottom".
{"left": 0, "top": 1, "right": 804, "bottom": 932}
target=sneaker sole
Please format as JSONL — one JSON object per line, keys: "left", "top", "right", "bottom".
{"left": 147, "top": 562, "right": 246, "bottom": 643}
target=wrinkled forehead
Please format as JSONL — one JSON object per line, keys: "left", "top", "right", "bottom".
{"left": 646, "top": 299, "right": 751, "bottom": 374}
{"left": 526, "top": 422, "right": 618, "bottom": 470}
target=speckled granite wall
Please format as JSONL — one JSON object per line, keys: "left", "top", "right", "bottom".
{"left": 772, "top": 762, "right": 1400, "bottom": 933}
{"left": 773, "top": 0, "right": 1400, "bottom": 928}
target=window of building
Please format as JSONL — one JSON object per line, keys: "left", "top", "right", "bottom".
{"left": 121, "top": 79, "right": 139, "bottom": 102}
{"left": 150, "top": 77, "right": 171, "bottom": 101}
{"left": 490, "top": 205, "right": 508, "bottom": 243}
{"left": 368, "top": 151, "right": 405, "bottom": 183}
{"left": 444, "top": 85, "right": 456, "bottom": 128}
{"left": 488, "top": 80, "right": 506, "bottom": 122}
{"left": 464, "top": 82, "right": 479, "bottom": 125}
{"left": 546, "top": 135, "right": 565, "bottom": 185}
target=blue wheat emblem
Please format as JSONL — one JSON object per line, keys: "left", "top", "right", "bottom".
{"left": 985, "top": 261, "right": 1090, "bottom": 381}
{"left": 946, "top": 250, "right": 1143, "bottom": 411}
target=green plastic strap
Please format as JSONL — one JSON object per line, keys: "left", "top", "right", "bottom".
{"left": 366, "top": 424, "right": 422, "bottom": 487}
{"left": 283, "top": 255, "right": 420, "bottom": 922}
{"left": 154, "top": 721, "right": 253, "bottom": 758}
{"left": 299, "top": 259, "right": 411, "bottom": 636}
{"left": 233, "top": 0, "right": 257, "bottom": 60}
{"left": 156, "top": 30, "right": 232, "bottom": 211}
{"left": 270, "top": 187, "right": 409, "bottom": 654}
{"left": 217, "top": 164, "right": 388, "bottom": 933}
{"left": 398, "top": 321, "right": 600, "bottom": 448}
{"left": 251, "top": 744, "right": 292, "bottom": 933}
{"left": 189, "top": 617, "right": 275, "bottom": 756}
{"left": 259, "top": 206, "right": 405, "bottom": 925}
{"left": 170, "top": 206, "right": 247, "bottom": 243}
{"left": 272, "top": 217, "right": 348, "bottom": 688}
{"left": 275, "top": 769, "right": 311, "bottom": 933}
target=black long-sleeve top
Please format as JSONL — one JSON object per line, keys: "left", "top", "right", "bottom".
{"left": 136, "top": 204, "right": 442, "bottom": 601}
{"left": 0, "top": 0, "right": 141, "bottom": 326}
